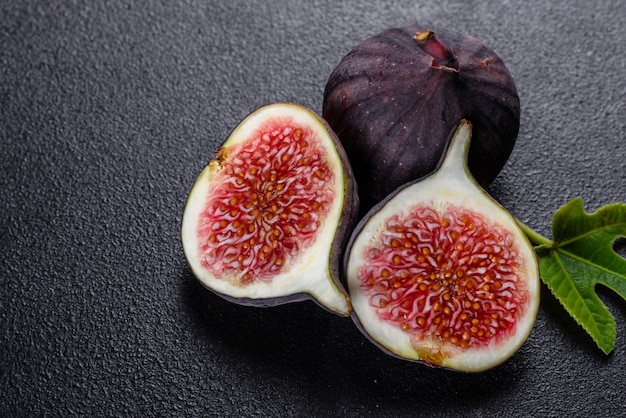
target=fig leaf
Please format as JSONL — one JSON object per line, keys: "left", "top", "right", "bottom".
{"left": 527, "top": 198, "right": 626, "bottom": 354}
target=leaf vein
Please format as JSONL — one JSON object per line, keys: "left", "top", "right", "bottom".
{"left": 554, "top": 247, "right": 626, "bottom": 283}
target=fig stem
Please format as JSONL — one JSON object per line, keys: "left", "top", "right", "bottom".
{"left": 414, "top": 30, "right": 459, "bottom": 72}
{"left": 516, "top": 219, "right": 552, "bottom": 247}
{"left": 437, "top": 119, "right": 472, "bottom": 176}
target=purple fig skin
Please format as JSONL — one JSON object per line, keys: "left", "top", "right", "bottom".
{"left": 323, "top": 25, "right": 520, "bottom": 204}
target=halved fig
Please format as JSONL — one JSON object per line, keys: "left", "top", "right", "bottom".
{"left": 345, "top": 120, "right": 539, "bottom": 371}
{"left": 182, "top": 103, "right": 358, "bottom": 316}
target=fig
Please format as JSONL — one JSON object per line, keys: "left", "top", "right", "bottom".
{"left": 182, "top": 103, "right": 358, "bottom": 316}
{"left": 345, "top": 120, "right": 539, "bottom": 372}
{"left": 323, "top": 25, "right": 520, "bottom": 204}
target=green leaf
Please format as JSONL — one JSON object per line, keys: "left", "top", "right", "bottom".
{"left": 533, "top": 198, "right": 626, "bottom": 354}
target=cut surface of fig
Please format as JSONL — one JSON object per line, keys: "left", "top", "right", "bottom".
{"left": 323, "top": 25, "right": 520, "bottom": 205}
{"left": 345, "top": 120, "right": 539, "bottom": 372}
{"left": 182, "top": 103, "right": 358, "bottom": 316}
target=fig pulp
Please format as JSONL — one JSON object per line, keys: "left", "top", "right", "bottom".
{"left": 323, "top": 26, "right": 520, "bottom": 205}
{"left": 345, "top": 120, "right": 539, "bottom": 372}
{"left": 182, "top": 103, "right": 358, "bottom": 316}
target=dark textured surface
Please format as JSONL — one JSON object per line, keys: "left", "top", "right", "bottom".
{"left": 1, "top": 1, "right": 625, "bottom": 416}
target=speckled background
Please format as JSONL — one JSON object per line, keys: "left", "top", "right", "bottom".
{"left": 1, "top": 1, "right": 625, "bottom": 416}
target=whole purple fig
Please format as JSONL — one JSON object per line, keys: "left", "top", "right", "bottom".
{"left": 323, "top": 26, "right": 520, "bottom": 204}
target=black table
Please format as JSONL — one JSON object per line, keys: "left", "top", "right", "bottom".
{"left": 2, "top": 1, "right": 625, "bottom": 416}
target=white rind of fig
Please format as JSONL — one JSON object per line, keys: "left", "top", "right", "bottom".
{"left": 182, "top": 103, "right": 357, "bottom": 316}
{"left": 345, "top": 120, "right": 540, "bottom": 371}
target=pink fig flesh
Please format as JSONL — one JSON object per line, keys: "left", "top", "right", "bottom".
{"left": 182, "top": 103, "right": 358, "bottom": 316}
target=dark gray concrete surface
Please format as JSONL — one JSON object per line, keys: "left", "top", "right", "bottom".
{"left": 1, "top": 1, "right": 625, "bottom": 416}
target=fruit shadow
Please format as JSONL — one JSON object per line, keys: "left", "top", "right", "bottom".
{"left": 180, "top": 268, "right": 530, "bottom": 412}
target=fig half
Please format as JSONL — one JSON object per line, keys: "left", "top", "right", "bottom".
{"left": 345, "top": 120, "right": 539, "bottom": 371}
{"left": 323, "top": 26, "right": 520, "bottom": 205}
{"left": 182, "top": 103, "right": 358, "bottom": 316}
